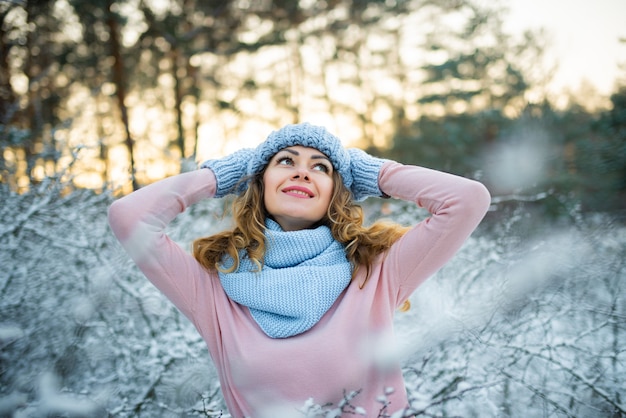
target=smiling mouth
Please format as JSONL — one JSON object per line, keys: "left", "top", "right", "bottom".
{"left": 282, "top": 187, "right": 314, "bottom": 198}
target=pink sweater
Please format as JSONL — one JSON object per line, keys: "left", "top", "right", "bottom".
{"left": 108, "top": 162, "right": 491, "bottom": 417}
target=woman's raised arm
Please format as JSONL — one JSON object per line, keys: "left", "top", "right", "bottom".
{"left": 108, "top": 169, "right": 218, "bottom": 320}
{"left": 379, "top": 162, "right": 491, "bottom": 304}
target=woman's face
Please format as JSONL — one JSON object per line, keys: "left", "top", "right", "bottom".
{"left": 262, "top": 145, "right": 335, "bottom": 231}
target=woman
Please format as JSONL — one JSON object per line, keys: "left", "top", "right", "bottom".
{"left": 108, "top": 123, "right": 491, "bottom": 417}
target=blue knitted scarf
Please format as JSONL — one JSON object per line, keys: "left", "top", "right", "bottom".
{"left": 219, "top": 219, "right": 352, "bottom": 338}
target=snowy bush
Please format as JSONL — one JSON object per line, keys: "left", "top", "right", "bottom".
{"left": 0, "top": 177, "right": 624, "bottom": 417}
{"left": 0, "top": 178, "right": 225, "bottom": 417}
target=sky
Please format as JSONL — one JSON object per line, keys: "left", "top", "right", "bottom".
{"left": 504, "top": 0, "right": 625, "bottom": 97}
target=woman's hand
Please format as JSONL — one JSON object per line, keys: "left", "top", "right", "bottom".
{"left": 347, "top": 148, "right": 389, "bottom": 201}
{"left": 200, "top": 148, "right": 255, "bottom": 197}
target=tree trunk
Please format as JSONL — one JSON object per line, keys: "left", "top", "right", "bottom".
{"left": 106, "top": 0, "right": 138, "bottom": 190}
{"left": 0, "top": 7, "right": 16, "bottom": 125}
{"left": 172, "top": 47, "right": 185, "bottom": 159}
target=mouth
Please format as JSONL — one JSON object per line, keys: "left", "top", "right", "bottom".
{"left": 282, "top": 186, "right": 314, "bottom": 198}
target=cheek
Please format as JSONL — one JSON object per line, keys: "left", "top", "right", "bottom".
{"left": 261, "top": 173, "right": 280, "bottom": 211}
{"left": 261, "top": 177, "right": 272, "bottom": 206}
{"left": 320, "top": 178, "right": 335, "bottom": 202}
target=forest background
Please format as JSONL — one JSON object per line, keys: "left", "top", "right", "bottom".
{"left": 0, "top": 0, "right": 625, "bottom": 417}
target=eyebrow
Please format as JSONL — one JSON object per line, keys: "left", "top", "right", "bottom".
{"left": 280, "top": 148, "right": 331, "bottom": 162}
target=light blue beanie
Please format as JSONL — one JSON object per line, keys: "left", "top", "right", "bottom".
{"left": 202, "top": 122, "right": 388, "bottom": 199}
{"left": 248, "top": 123, "right": 353, "bottom": 189}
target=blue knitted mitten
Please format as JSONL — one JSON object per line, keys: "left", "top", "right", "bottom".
{"left": 200, "top": 148, "right": 255, "bottom": 197}
{"left": 348, "top": 148, "right": 389, "bottom": 201}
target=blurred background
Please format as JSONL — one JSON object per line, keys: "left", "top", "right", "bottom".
{"left": 1, "top": 0, "right": 625, "bottom": 417}
{"left": 1, "top": 0, "right": 624, "bottom": 215}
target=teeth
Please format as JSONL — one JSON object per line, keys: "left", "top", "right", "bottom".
{"left": 287, "top": 190, "right": 310, "bottom": 197}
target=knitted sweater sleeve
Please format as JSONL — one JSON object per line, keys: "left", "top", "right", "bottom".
{"left": 378, "top": 162, "right": 491, "bottom": 305}
{"left": 107, "top": 169, "right": 218, "bottom": 324}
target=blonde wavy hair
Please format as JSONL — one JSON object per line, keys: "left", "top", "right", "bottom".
{"left": 192, "top": 169, "right": 411, "bottom": 310}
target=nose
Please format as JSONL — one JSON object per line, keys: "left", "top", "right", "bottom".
{"left": 292, "top": 166, "right": 310, "bottom": 181}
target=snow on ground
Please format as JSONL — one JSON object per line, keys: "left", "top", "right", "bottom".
{"left": 0, "top": 179, "right": 624, "bottom": 417}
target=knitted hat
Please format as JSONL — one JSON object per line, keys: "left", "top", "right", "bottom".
{"left": 247, "top": 123, "right": 353, "bottom": 188}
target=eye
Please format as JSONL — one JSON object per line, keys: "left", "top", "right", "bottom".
{"left": 313, "top": 163, "right": 331, "bottom": 173}
{"left": 276, "top": 156, "right": 294, "bottom": 166}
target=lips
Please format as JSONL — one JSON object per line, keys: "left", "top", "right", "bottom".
{"left": 282, "top": 186, "right": 314, "bottom": 198}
